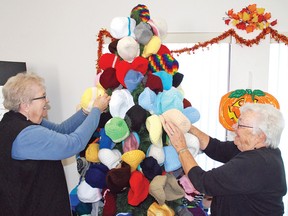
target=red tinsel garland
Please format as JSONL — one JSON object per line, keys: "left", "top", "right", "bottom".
{"left": 96, "top": 27, "right": 288, "bottom": 73}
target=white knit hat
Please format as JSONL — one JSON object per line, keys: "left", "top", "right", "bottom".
{"left": 184, "top": 133, "right": 200, "bottom": 157}
{"left": 98, "top": 148, "right": 122, "bottom": 170}
{"left": 110, "top": 17, "right": 136, "bottom": 39}
{"left": 109, "top": 89, "right": 135, "bottom": 118}
{"left": 117, "top": 36, "right": 140, "bottom": 63}
{"left": 77, "top": 180, "right": 102, "bottom": 203}
{"left": 147, "top": 144, "right": 165, "bottom": 165}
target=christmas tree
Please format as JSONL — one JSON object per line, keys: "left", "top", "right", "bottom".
{"left": 71, "top": 4, "right": 208, "bottom": 216}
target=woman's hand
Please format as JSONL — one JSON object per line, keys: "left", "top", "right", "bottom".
{"left": 93, "top": 93, "right": 110, "bottom": 113}
{"left": 162, "top": 120, "right": 188, "bottom": 153}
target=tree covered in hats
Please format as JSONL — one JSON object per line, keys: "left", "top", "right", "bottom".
{"left": 75, "top": 4, "right": 205, "bottom": 216}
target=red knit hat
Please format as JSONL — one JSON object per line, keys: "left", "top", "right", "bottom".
{"left": 116, "top": 56, "right": 148, "bottom": 87}
{"left": 183, "top": 98, "right": 192, "bottom": 108}
{"left": 144, "top": 73, "right": 163, "bottom": 94}
{"left": 99, "top": 53, "right": 119, "bottom": 71}
{"left": 99, "top": 68, "right": 120, "bottom": 90}
{"left": 102, "top": 188, "right": 117, "bottom": 216}
{"left": 128, "top": 171, "right": 150, "bottom": 206}
{"left": 157, "top": 44, "right": 171, "bottom": 55}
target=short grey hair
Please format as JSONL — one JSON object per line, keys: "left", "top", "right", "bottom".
{"left": 240, "top": 103, "right": 285, "bottom": 149}
{"left": 2, "top": 72, "right": 46, "bottom": 112}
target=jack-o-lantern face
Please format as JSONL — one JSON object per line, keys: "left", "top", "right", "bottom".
{"left": 219, "top": 89, "right": 280, "bottom": 131}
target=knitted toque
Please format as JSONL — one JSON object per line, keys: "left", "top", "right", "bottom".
{"left": 164, "top": 173, "right": 185, "bottom": 201}
{"left": 117, "top": 36, "right": 140, "bottom": 63}
{"left": 149, "top": 175, "right": 167, "bottom": 205}
{"left": 159, "top": 109, "right": 191, "bottom": 133}
{"left": 77, "top": 180, "right": 102, "bottom": 203}
{"left": 140, "top": 156, "right": 162, "bottom": 181}
{"left": 134, "top": 22, "right": 153, "bottom": 45}
{"left": 125, "top": 104, "right": 147, "bottom": 132}
{"left": 99, "top": 68, "right": 120, "bottom": 90}
{"left": 145, "top": 114, "right": 163, "bottom": 147}
{"left": 106, "top": 161, "right": 131, "bottom": 193}
{"left": 130, "top": 4, "right": 150, "bottom": 24}
{"left": 102, "top": 188, "right": 117, "bottom": 216}
{"left": 85, "top": 163, "right": 109, "bottom": 189}
{"left": 98, "top": 53, "right": 119, "bottom": 71}
{"left": 108, "top": 39, "right": 119, "bottom": 54}
{"left": 154, "top": 71, "right": 173, "bottom": 91}
{"left": 80, "top": 85, "right": 105, "bottom": 112}
{"left": 138, "top": 87, "right": 158, "bottom": 114}
{"left": 156, "top": 87, "right": 184, "bottom": 114}
{"left": 99, "top": 128, "right": 114, "bottom": 150}
{"left": 147, "top": 202, "right": 175, "bottom": 216}
{"left": 146, "top": 144, "right": 165, "bottom": 165}
{"left": 128, "top": 171, "right": 150, "bottom": 206}
{"left": 172, "top": 72, "right": 184, "bottom": 88}
{"left": 77, "top": 157, "right": 90, "bottom": 177}
{"left": 148, "top": 53, "right": 179, "bottom": 75}
{"left": 109, "top": 89, "right": 135, "bottom": 118}
{"left": 142, "top": 36, "right": 161, "bottom": 58}
{"left": 185, "top": 133, "right": 200, "bottom": 157}
{"left": 122, "top": 132, "right": 140, "bottom": 153}
{"left": 110, "top": 17, "right": 136, "bottom": 39}
{"left": 183, "top": 106, "right": 201, "bottom": 124}
{"left": 85, "top": 142, "right": 100, "bottom": 163}
{"left": 105, "top": 117, "right": 130, "bottom": 143}
{"left": 163, "top": 145, "right": 182, "bottom": 172}
{"left": 144, "top": 73, "right": 163, "bottom": 94}
{"left": 124, "top": 69, "right": 144, "bottom": 93}
{"left": 98, "top": 148, "right": 122, "bottom": 170}
{"left": 121, "top": 149, "right": 145, "bottom": 172}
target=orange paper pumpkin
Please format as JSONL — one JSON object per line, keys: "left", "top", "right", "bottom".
{"left": 219, "top": 89, "right": 280, "bottom": 131}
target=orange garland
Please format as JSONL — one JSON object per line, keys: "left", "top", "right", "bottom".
{"left": 96, "top": 27, "right": 288, "bottom": 73}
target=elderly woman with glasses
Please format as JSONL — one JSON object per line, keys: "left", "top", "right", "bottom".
{"left": 0, "top": 72, "right": 110, "bottom": 215}
{"left": 162, "top": 102, "right": 286, "bottom": 216}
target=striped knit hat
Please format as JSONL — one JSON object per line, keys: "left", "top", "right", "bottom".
{"left": 148, "top": 53, "right": 179, "bottom": 75}
{"left": 130, "top": 4, "right": 150, "bottom": 24}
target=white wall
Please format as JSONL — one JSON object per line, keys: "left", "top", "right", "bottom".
{"left": 1, "top": 0, "right": 287, "bottom": 192}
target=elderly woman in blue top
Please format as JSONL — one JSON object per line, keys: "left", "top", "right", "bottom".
{"left": 162, "top": 103, "right": 286, "bottom": 216}
{"left": 0, "top": 72, "right": 110, "bottom": 216}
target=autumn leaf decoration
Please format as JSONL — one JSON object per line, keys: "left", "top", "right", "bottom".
{"left": 224, "top": 4, "right": 277, "bottom": 33}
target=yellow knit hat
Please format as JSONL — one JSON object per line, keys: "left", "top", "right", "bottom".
{"left": 141, "top": 36, "right": 161, "bottom": 58}
{"left": 146, "top": 114, "right": 163, "bottom": 147}
{"left": 121, "top": 150, "right": 145, "bottom": 172}
{"left": 80, "top": 84, "right": 105, "bottom": 112}
{"left": 85, "top": 142, "right": 100, "bottom": 163}
{"left": 147, "top": 202, "right": 175, "bottom": 216}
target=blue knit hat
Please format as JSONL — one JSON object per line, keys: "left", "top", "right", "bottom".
{"left": 155, "top": 87, "right": 184, "bottom": 115}
{"left": 154, "top": 71, "right": 173, "bottom": 91}
{"left": 99, "top": 128, "right": 115, "bottom": 149}
{"left": 163, "top": 145, "right": 182, "bottom": 172}
{"left": 124, "top": 69, "right": 144, "bottom": 92}
{"left": 140, "top": 156, "right": 162, "bottom": 181}
{"left": 183, "top": 106, "right": 200, "bottom": 124}
{"left": 138, "top": 87, "right": 157, "bottom": 114}
{"left": 85, "top": 163, "right": 109, "bottom": 189}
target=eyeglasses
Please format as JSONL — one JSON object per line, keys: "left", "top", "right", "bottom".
{"left": 237, "top": 122, "right": 253, "bottom": 129}
{"left": 31, "top": 95, "right": 46, "bottom": 101}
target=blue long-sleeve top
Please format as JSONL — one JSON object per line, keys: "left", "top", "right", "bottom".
{"left": 12, "top": 108, "right": 101, "bottom": 160}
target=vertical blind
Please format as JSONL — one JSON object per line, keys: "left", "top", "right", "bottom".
{"left": 166, "top": 43, "right": 230, "bottom": 170}
{"left": 269, "top": 43, "right": 288, "bottom": 215}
